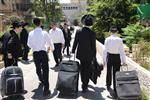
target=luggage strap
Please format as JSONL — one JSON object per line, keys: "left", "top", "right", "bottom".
{"left": 117, "top": 80, "right": 138, "bottom": 85}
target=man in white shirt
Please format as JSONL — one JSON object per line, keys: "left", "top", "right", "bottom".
{"left": 28, "top": 18, "right": 54, "bottom": 96}
{"left": 49, "top": 23, "right": 65, "bottom": 67}
{"left": 103, "top": 25, "right": 126, "bottom": 94}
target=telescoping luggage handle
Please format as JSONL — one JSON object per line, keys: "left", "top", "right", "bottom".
{"left": 68, "top": 52, "right": 76, "bottom": 61}
{"left": 120, "top": 64, "right": 128, "bottom": 71}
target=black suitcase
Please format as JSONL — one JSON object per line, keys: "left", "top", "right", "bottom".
{"left": 116, "top": 70, "right": 141, "bottom": 100}
{"left": 56, "top": 60, "right": 79, "bottom": 96}
{"left": 0, "top": 66, "right": 24, "bottom": 97}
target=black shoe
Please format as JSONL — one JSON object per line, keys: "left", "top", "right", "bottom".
{"left": 82, "top": 88, "right": 88, "bottom": 93}
{"left": 43, "top": 90, "right": 51, "bottom": 96}
{"left": 67, "top": 54, "right": 70, "bottom": 56}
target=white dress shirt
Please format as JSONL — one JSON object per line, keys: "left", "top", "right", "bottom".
{"left": 27, "top": 27, "right": 54, "bottom": 52}
{"left": 49, "top": 27, "right": 65, "bottom": 44}
{"left": 103, "top": 34, "right": 126, "bottom": 64}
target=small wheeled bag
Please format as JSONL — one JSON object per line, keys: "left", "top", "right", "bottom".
{"left": 0, "top": 66, "right": 24, "bottom": 97}
{"left": 116, "top": 67, "right": 141, "bottom": 100}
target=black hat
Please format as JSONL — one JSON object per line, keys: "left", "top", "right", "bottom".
{"left": 81, "top": 14, "right": 96, "bottom": 26}
{"left": 11, "top": 21, "right": 22, "bottom": 28}
{"left": 21, "top": 22, "right": 28, "bottom": 27}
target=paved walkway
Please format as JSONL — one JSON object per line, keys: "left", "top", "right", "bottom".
{"left": 0, "top": 29, "right": 116, "bottom": 99}
{"left": 0, "top": 52, "right": 116, "bottom": 100}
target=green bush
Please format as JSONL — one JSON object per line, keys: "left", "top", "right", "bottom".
{"left": 122, "top": 23, "right": 143, "bottom": 49}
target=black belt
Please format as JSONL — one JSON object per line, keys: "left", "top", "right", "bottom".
{"left": 33, "top": 50, "right": 46, "bottom": 53}
{"left": 107, "top": 52, "right": 120, "bottom": 56}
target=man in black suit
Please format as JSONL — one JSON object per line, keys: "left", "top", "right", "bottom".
{"left": 72, "top": 14, "right": 96, "bottom": 93}
{"left": 20, "top": 22, "right": 29, "bottom": 61}
{"left": 0, "top": 21, "right": 22, "bottom": 67}
{"left": 62, "top": 23, "right": 71, "bottom": 56}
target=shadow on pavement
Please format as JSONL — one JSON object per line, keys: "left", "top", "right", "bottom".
{"left": 31, "top": 83, "right": 107, "bottom": 100}
{"left": 79, "top": 85, "right": 105, "bottom": 100}
{"left": 20, "top": 59, "right": 34, "bottom": 65}
{"left": 107, "top": 87, "right": 117, "bottom": 99}
{"left": 2, "top": 95, "right": 25, "bottom": 100}
{"left": 57, "top": 91, "right": 78, "bottom": 99}
{"left": 55, "top": 85, "right": 106, "bottom": 100}
{"left": 31, "top": 84, "right": 58, "bottom": 100}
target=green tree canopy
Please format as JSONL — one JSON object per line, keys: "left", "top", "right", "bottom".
{"left": 87, "top": 0, "right": 139, "bottom": 38}
{"left": 32, "top": 0, "right": 63, "bottom": 27}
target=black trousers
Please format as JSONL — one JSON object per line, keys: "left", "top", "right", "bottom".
{"left": 80, "top": 59, "right": 92, "bottom": 90}
{"left": 106, "top": 53, "right": 121, "bottom": 92}
{"left": 33, "top": 50, "right": 49, "bottom": 91}
{"left": 53, "top": 43, "right": 62, "bottom": 66}
{"left": 22, "top": 44, "right": 29, "bottom": 60}
{"left": 63, "top": 45, "right": 70, "bottom": 56}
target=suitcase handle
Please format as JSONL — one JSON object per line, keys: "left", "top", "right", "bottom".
{"left": 120, "top": 65, "right": 128, "bottom": 71}
{"left": 69, "top": 52, "right": 76, "bottom": 61}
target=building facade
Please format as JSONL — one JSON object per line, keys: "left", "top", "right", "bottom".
{"left": 0, "top": 0, "right": 32, "bottom": 32}
{"left": 60, "top": 0, "right": 87, "bottom": 24}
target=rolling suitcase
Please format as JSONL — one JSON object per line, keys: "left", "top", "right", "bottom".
{"left": 0, "top": 66, "right": 24, "bottom": 97}
{"left": 116, "top": 70, "right": 141, "bottom": 100}
{"left": 56, "top": 60, "right": 79, "bottom": 96}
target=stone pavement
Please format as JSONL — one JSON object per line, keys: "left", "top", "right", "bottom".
{"left": 0, "top": 51, "right": 116, "bottom": 100}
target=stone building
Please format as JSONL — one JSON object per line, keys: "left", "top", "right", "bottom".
{"left": 60, "top": 0, "right": 87, "bottom": 23}
{"left": 0, "top": 0, "right": 32, "bottom": 32}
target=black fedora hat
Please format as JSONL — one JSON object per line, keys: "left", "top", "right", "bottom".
{"left": 11, "top": 21, "right": 22, "bottom": 28}
{"left": 81, "top": 14, "right": 96, "bottom": 26}
{"left": 21, "top": 22, "right": 29, "bottom": 27}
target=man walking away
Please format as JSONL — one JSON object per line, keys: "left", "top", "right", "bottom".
{"left": 62, "top": 23, "right": 71, "bottom": 56}
{"left": 49, "top": 22, "right": 65, "bottom": 67}
{"left": 103, "top": 25, "right": 126, "bottom": 96}
{"left": 72, "top": 14, "right": 96, "bottom": 93}
{"left": 28, "top": 18, "right": 54, "bottom": 96}
{"left": 20, "top": 22, "right": 29, "bottom": 62}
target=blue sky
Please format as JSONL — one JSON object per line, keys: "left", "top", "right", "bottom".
{"left": 59, "top": 0, "right": 70, "bottom": 3}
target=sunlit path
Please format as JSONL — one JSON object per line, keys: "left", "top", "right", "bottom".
{"left": 0, "top": 30, "right": 115, "bottom": 99}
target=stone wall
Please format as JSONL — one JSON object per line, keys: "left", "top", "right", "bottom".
{"left": 96, "top": 41, "right": 150, "bottom": 99}
{"left": 127, "top": 57, "right": 150, "bottom": 99}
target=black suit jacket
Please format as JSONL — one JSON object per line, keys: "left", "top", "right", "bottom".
{"left": 62, "top": 28, "right": 71, "bottom": 46}
{"left": 20, "top": 28, "right": 28, "bottom": 45}
{"left": 0, "top": 32, "right": 11, "bottom": 55}
{"left": 0, "top": 30, "right": 21, "bottom": 58}
{"left": 72, "top": 27, "right": 96, "bottom": 60}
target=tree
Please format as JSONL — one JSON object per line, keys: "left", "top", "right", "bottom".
{"left": 87, "top": 0, "right": 139, "bottom": 38}
{"left": 32, "top": 0, "right": 63, "bottom": 26}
